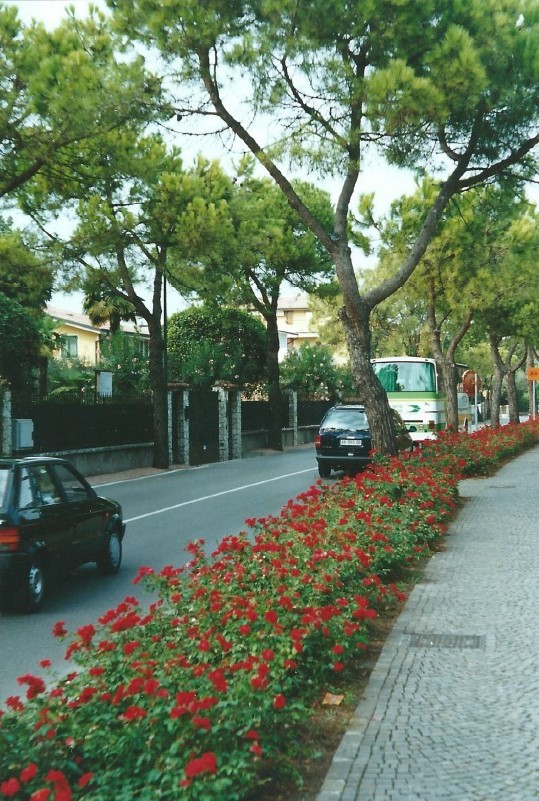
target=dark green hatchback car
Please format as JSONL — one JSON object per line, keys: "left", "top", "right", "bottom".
{"left": 0, "top": 457, "right": 125, "bottom": 613}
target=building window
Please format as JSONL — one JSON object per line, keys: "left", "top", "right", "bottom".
{"left": 134, "top": 336, "right": 150, "bottom": 359}
{"left": 60, "top": 335, "right": 78, "bottom": 359}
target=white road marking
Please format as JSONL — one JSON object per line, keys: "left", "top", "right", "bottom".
{"left": 124, "top": 468, "right": 315, "bottom": 523}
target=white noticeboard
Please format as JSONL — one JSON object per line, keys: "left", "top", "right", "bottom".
{"left": 96, "top": 371, "right": 113, "bottom": 397}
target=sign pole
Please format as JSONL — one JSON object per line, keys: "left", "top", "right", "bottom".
{"left": 526, "top": 367, "right": 539, "bottom": 419}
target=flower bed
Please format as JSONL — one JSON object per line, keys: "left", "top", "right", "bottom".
{"left": 1, "top": 419, "right": 538, "bottom": 800}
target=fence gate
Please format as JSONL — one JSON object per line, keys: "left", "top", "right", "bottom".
{"left": 188, "top": 390, "right": 220, "bottom": 465}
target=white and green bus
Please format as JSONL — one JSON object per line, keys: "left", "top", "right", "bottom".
{"left": 371, "top": 356, "right": 446, "bottom": 443}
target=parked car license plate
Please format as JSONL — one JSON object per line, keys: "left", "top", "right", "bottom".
{"left": 340, "top": 438, "right": 363, "bottom": 446}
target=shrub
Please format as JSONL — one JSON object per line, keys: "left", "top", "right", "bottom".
{"left": 1, "top": 419, "right": 538, "bottom": 800}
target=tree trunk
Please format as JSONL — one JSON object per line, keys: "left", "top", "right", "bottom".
{"left": 438, "top": 359, "right": 458, "bottom": 431}
{"left": 489, "top": 335, "right": 503, "bottom": 428}
{"left": 147, "top": 314, "right": 169, "bottom": 468}
{"left": 265, "top": 314, "right": 283, "bottom": 451}
{"left": 506, "top": 371, "right": 520, "bottom": 424}
{"left": 335, "top": 247, "right": 397, "bottom": 455}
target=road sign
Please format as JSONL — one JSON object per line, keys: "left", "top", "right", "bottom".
{"left": 527, "top": 367, "right": 539, "bottom": 381}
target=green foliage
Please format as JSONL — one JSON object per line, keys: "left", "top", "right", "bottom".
{"left": 0, "top": 292, "right": 42, "bottom": 390}
{"left": 2, "top": 4, "right": 162, "bottom": 202}
{"left": 46, "top": 357, "right": 96, "bottom": 397}
{"left": 280, "top": 343, "right": 355, "bottom": 400}
{"left": 0, "top": 223, "right": 53, "bottom": 312}
{"left": 97, "top": 332, "right": 150, "bottom": 395}
{"left": 167, "top": 306, "right": 267, "bottom": 389}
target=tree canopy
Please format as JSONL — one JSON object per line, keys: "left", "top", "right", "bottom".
{"left": 167, "top": 306, "right": 267, "bottom": 390}
{"left": 1, "top": 4, "right": 160, "bottom": 203}
{"left": 107, "top": 0, "right": 539, "bottom": 452}
{"left": 0, "top": 220, "right": 53, "bottom": 311}
{"left": 0, "top": 292, "right": 42, "bottom": 390}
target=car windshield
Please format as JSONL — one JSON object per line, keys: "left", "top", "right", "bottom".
{"left": 0, "top": 467, "right": 10, "bottom": 513}
{"left": 322, "top": 409, "right": 368, "bottom": 430}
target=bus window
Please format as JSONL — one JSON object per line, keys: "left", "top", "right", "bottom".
{"left": 373, "top": 361, "right": 436, "bottom": 393}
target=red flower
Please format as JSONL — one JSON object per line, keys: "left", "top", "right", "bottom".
{"left": 273, "top": 694, "right": 286, "bottom": 710}
{"left": 192, "top": 716, "right": 212, "bottom": 731}
{"left": 17, "top": 674, "right": 46, "bottom": 699}
{"left": 45, "top": 771, "right": 72, "bottom": 801}
{"left": 208, "top": 669, "right": 228, "bottom": 693}
{"left": 1, "top": 778, "right": 20, "bottom": 797}
{"left": 122, "top": 705, "right": 147, "bottom": 721}
{"left": 52, "top": 621, "right": 67, "bottom": 638}
{"left": 20, "top": 763, "right": 38, "bottom": 783}
{"left": 184, "top": 751, "right": 218, "bottom": 778}
{"left": 30, "top": 790, "right": 51, "bottom": 801}
{"left": 39, "top": 659, "right": 52, "bottom": 669}
{"left": 76, "top": 624, "right": 95, "bottom": 644}
{"left": 5, "top": 696, "right": 24, "bottom": 712}
{"left": 133, "top": 565, "right": 155, "bottom": 584}
{"left": 97, "top": 640, "right": 116, "bottom": 652}
{"left": 77, "top": 773, "right": 93, "bottom": 789}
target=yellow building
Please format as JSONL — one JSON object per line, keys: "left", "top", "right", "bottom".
{"left": 276, "top": 292, "right": 319, "bottom": 361}
{"left": 46, "top": 306, "right": 149, "bottom": 365}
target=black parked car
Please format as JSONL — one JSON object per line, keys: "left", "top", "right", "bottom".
{"left": 315, "top": 404, "right": 413, "bottom": 478}
{"left": 0, "top": 457, "right": 125, "bottom": 613}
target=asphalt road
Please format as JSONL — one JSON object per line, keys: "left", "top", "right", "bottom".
{"left": 0, "top": 445, "right": 319, "bottom": 705}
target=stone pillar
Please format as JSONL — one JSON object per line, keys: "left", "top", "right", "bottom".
{"left": 168, "top": 383, "right": 190, "bottom": 465}
{"left": 288, "top": 389, "right": 298, "bottom": 447}
{"left": 213, "top": 385, "right": 229, "bottom": 462}
{"left": 1, "top": 384, "right": 12, "bottom": 456}
{"left": 167, "top": 390, "right": 173, "bottom": 466}
{"left": 179, "top": 387, "right": 190, "bottom": 465}
{"left": 229, "top": 388, "right": 242, "bottom": 460}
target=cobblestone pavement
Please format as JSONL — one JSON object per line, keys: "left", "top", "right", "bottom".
{"left": 317, "top": 445, "right": 539, "bottom": 801}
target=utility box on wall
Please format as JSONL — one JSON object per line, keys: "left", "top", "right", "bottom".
{"left": 12, "top": 419, "right": 34, "bottom": 450}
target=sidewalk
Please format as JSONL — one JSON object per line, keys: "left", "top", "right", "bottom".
{"left": 317, "top": 444, "right": 539, "bottom": 801}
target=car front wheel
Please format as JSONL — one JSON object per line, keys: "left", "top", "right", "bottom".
{"left": 317, "top": 461, "right": 331, "bottom": 478}
{"left": 97, "top": 528, "right": 122, "bottom": 575}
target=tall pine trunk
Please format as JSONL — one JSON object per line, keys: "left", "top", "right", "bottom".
{"left": 335, "top": 247, "right": 397, "bottom": 456}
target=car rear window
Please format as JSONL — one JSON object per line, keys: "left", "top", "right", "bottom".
{"left": 0, "top": 467, "right": 10, "bottom": 513}
{"left": 322, "top": 409, "right": 368, "bottom": 430}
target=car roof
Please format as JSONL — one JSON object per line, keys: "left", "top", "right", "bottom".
{"left": 0, "top": 456, "right": 71, "bottom": 468}
{"left": 328, "top": 404, "right": 365, "bottom": 411}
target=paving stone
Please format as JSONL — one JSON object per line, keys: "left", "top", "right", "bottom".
{"left": 315, "top": 445, "right": 539, "bottom": 801}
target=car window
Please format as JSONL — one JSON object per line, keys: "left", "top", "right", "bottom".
{"left": 322, "top": 409, "right": 368, "bottom": 429}
{"left": 53, "top": 464, "right": 93, "bottom": 502}
{"left": 30, "top": 466, "right": 63, "bottom": 507}
{"left": 18, "top": 468, "right": 36, "bottom": 510}
{"left": 0, "top": 467, "right": 11, "bottom": 512}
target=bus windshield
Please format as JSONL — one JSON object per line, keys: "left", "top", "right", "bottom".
{"left": 373, "top": 361, "right": 437, "bottom": 393}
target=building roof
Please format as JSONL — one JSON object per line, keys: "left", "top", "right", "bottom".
{"left": 46, "top": 306, "right": 148, "bottom": 337}
{"left": 277, "top": 292, "right": 310, "bottom": 311}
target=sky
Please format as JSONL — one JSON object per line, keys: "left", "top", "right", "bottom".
{"left": 8, "top": 0, "right": 416, "bottom": 316}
